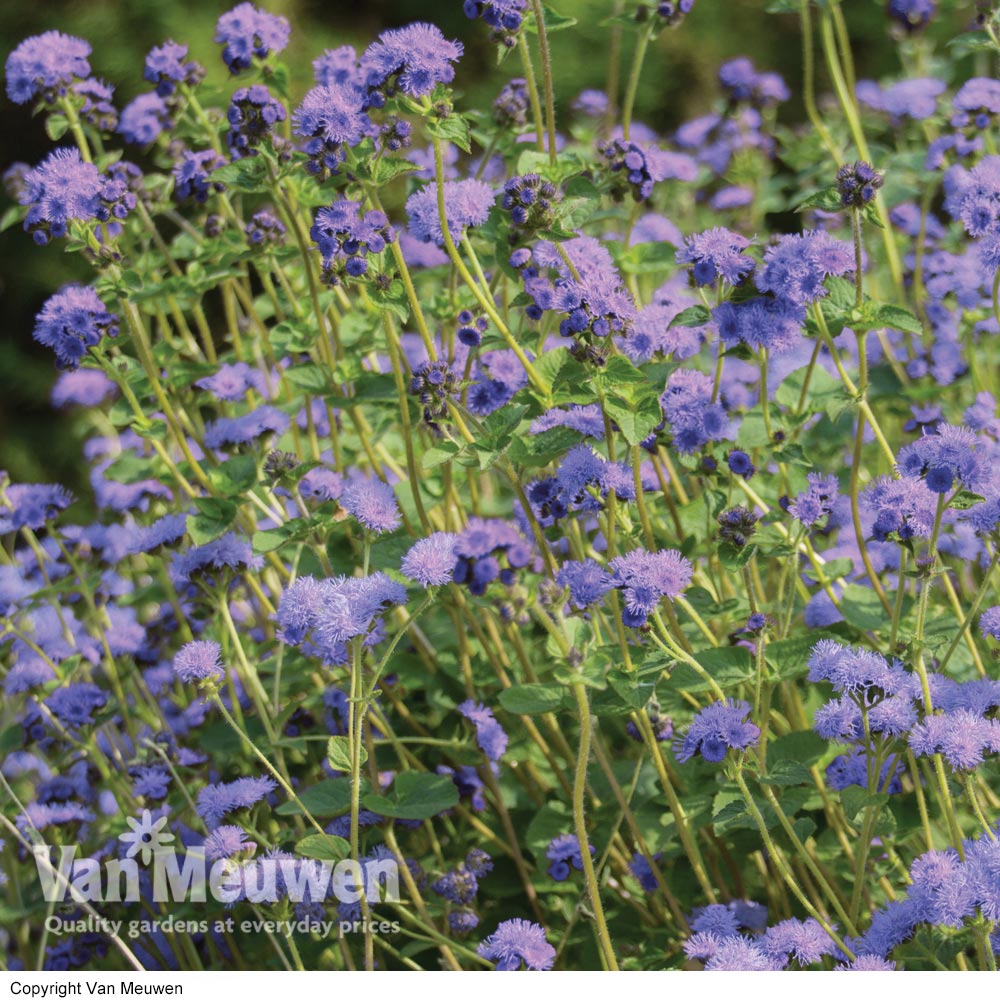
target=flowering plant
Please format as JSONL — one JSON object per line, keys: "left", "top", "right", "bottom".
{"left": 5, "top": 0, "right": 1000, "bottom": 973}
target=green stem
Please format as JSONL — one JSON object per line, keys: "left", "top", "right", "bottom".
{"left": 570, "top": 683, "right": 619, "bottom": 970}
{"left": 530, "top": 0, "right": 558, "bottom": 163}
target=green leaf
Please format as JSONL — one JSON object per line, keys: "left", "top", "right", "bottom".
{"left": 187, "top": 497, "right": 238, "bottom": 545}
{"left": 426, "top": 114, "right": 472, "bottom": 154}
{"left": 369, "top": 157, "right": 417, "bottom": 185}
{"left": 669, "top": 305, "right": 711, "bottom": 328}
{"left": 774, "top": 366, "right": 852, "bottom": 422}
{"left": 525, "top": 4, "right": 578, "bottom": 33}
{"left": 211, "top": 157, "right": 270, "bottom": 193}
{"left": 758, "top": 759, "right": 812, "bottom": 786}
{"left": 209, "top": 455, "right": 258, "bottom": 497}
{"left": 295, "top": 834, "right": 349, "bottom": 862}
{"left": 951, "top": 490, "right": 986, "bottom": 511}
{"left": 765, "top": 632, "right": 840, "bottom": 682}
{"left": 275, "top": 778, "right": 355, "bottom": 817}
{"left": 327, "top": 735, "right": 365, "bottom": 771}
{"left": 839, "top": 584, "right": 885, "bottom": 631}
{"left": 603, "top": 390, "right": 663, "bottom": 447}
{"left": 841, "top": 787, "right": 889, "bottom": 823}
{"left": 620, "top": 241, "right": 676, "bottom": 274}
{"left": 795, "top": 187, "right": 843, "bottom": 213}
{"left": 498, "top": 684, "right": 568, "bottom": 715}
{"left": 285, "top": 364, "right": 332, "bottom": 394}
{"left": 363, "top": 772, "right": 459, "bottom": 820}
{"left": 870, "top": 303, "right": 923, "bottom": 336}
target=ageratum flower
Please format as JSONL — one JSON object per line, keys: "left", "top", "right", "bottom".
{"left": 406, "top": 180, "right": 495, "bottom": 247}
{"left": 836, "top": 160, "right": 884, "bottom": 209}
{"left": 660, "top": 369, "right": 727, "bottom": 453}
{"left": 340, "top": 477, "right": 401, "bottom": 534}
{"left": 887, "top": 0, "right": 936, "bottom": 33}
{"left": 72, "top": 79, "right": 117, "bottom": 131}
{"left": 755, "top": 230, "right": 855, "bottom": 305}
{"left": 856, "top": 77, "right": 945, "bottom": 121}
{"left": 897, "top": 423, "right": 989, "bottom": 494}
{"left": 713, "top": 295, "right": 804, "bottom": 354}
{"left": 144, "top": 40, "right": 203, "bottom": 96}
{"left": 32, "top": 286, "right": 119, "bottom": 370}
{"left": 862, "top": 474, "right": 938, "bottom": 541}
{"left": 501, "top": 174, "right": 560, "bottom": 242}
{"left": 657, "top": 0, "right": 696, "bottom": 25}
{"left": 401, "top": 533, "right": 459, "bottom": 586}
{"left": 787, "top": 472, "right": 839, "bottom": 527}
{"left": 119, "top": 93, "right": 171, "bottom": 146}
{"left": 599, "top": 138, "right": 697, "bottom": 201}
{"left": 204, "top": 406, "right": 290, "bottom": 449}
{"left": 0, "top": 483, "right": 74, "bottom": 533}
{"left": 545, "top": 834, "right": 593, "bottom": 881}
{"left": 196, "top": 362, "right": 266, "bottom": 401}
{"left": 244, "top": 210, "right": 285, "bottom": 248}
{"left": 311, "top": 199, "right": 395, "bottom": 283}
{"left": 674, "top": 699, "right": 760, "bottom": 763}
{"left": 676, "top": 227, "right": 755, "bottom": 286}
{"left": 608, "top": 547, "right": 693, "bottom": 627}
{"left": 493, "top": 78, "right": 530, "bottom": 127}
{"left": 5, "top": 31, "right": 91, "bottom": 105}
{"left": 196, "top": 775, "right": 277, "bottom": 827}
{"left": 953, "top": 78, "right": 1000, "bottom": 131}
{"left": 293, "top": 84, "right": 371, "bottom": 178}
{"left": 173, "top": 640, "right": 224, "bottom": 684}
{"left": 171, "top": 532, "right": 263, "bottom": 585}
{"left": 458, "top": 701, "right": 508, "bottom": 761}
{"left": 227, "top": 85, "right": 286, "bottom": 157}
{"left": 981, "top": 606, "right": 1000, "bottom": 639}
{"left": 214, "top": 3, "right": 290, "bottom": 73}
{"left": 20, "top": 148, "right": 103, "bottom": 245}
{"left": 203, "top": 825, "right": 256, "bottom": 861}
{"left": 477, "top": 919, "right": 555, "bottom": 971}
{"left": 556, "top": 558, "right": 614, "bottom": 610}
{"left": 313, "top": 46, "right": 362, "bottom": 88}
{"left": 46, "top": 682, "right": 107, "bottom": 729}
{"left": 51, "top": 369, "right": 116, "bottom": 408}
{"left": 360, "top": 23, "right": 463, "bottom": 108}
{"left": 718, "top": 57, "right": 789, "bottom": 108}
{"left": 464, "top": 0, "right": 527, "bottom": 48}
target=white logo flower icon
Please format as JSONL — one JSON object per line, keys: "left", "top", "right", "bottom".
{"left": 119, "top": 810, "right": 175, "bottom": 865}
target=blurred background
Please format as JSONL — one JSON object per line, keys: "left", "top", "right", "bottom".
{"left": 0, "top": 0, "right": 972, "bottom": 490}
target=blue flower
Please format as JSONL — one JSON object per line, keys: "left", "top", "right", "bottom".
{"left": 196, "top": 776, "right": 277, "bottom": 827}
{"left": 545, "top": 833, "right": 593, "bottom": 881}
{"left": 144, "top": 40, "right": 203, "bottom": 96}
{"left": 459, "top": 701, "right": 508, "bottom": 761}
{"left": 406, "top": 180, "right": 495, "bottom": 247}
{"left": 173, "top": 640, "right": 224, "bottom": 684}
{"left": 119, "top": 93, "right": 171, "bottom": 146}
{"left": 401, "top": 533, "right": 459, "bottom": 586}
{"left": 214, "top": 3, "right": 290, "bottom": 73}
{"left": 675, "top": 699, "right": 760, "bottom": 763}
{"left": 32, "top": 286, "right": 118, "bottom": 370}
{"left": 6, "top": 32, "right": 91, "bottom": 105}
{"left": 360, "top": 23, "right": 463, "bottom": 108}
{"left": 676, "top": 227, "right": 755, "bottom": 286}
{"left": 340, "top": 477, "right": 401, "bottom": 534}
{"left": 477, "top": 918, "right": 555, "bottom": 971}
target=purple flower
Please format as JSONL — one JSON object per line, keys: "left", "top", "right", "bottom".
{"left": 981, "top": 606, "right": 1000, "bottom": 640}
{"left": 477, "top": 919, "right": 555, "bottom": 971}
{"left": 46, "top": 683, "right": 106, "bottom": 729}
{"left": 6, "top": 32, "right": 91, "bottom": 105}
{"left": 756, "top": 230, "right": 856, "bottom": 305}
{"left": 897, "top": 423, "right": 988, "bottom": 494}
{"left": 401, "top": 533, "right": 459, "bottom": 586}
{"left": 545, "top": 833, "right": 593, "bottom": 881}
{"left": 676, "top": 227, "right": 755, "bottom": 286}
{"left": 361, "top": 23, "right": 463, "bottom": 108}
{"left": 675, "top": 699, "right": 760, "bottom": 763}
{"left": 73, "top": 78, "right": 117, "bottom": 131}
{"left": 214, "top": 3, "right": 290, "bottom": 73}
{"left": 204, "top": 406, "right": 290, "bottom": 449}
{"left": 171, "top": 532, "right": 262, "bottom": 585}
{"left": 660, "top": 368, "right": 727, "bottom": 453}
{"left": 20, "top": 148, "right": 103, "bottom": 244}
{"left": 245, "top": 210, "right": 285, "bottom": 248}
{"left": 32, "top": 286, "right": 119, "bottom": 370}
{"left": 608, "top": 547, "right": 693, "bottom": 627}
{"left": 406, "top": 180, "right": 495, "bottom": 247}
{"left": 313, "top": 46, "right": 362, "bottom": 88}
{"left": 119, "top": 93, "right": 170, "bottom": 146}
{"left": 459, "top": 701, "right": 508, "bottom": 762}
{"left": 311, "top": 199, "right": 395, "bottom": 282}
{"left": 556, "top": 559, "right": 614, "bottom": 609}
{"left": 340, "top": 477, "right": 401, "bottom": 534}
{"left": 726, "top": 449, "right": 755, "bottom": 479}
{"left": 51, "top": 369, "right": 117, "bottom": 407}
{"left": 195, "top": 361, "right": 265, "bottom": 401}
{"left": 293, "top": 84, "right": 371, "bottom": 178}
{"left": 464, "top": 0, "right": 528, "bottom": 48}
{"left": 887, "top": 0, "right": 936, "bottom": 32}
{"left": 0, "top": 483, "right": 74, "bottom": 532}
{"left": 856, "top": 77, "right": 945, "bottom": 121}
{"left": 204, "top": 825, "right": 256, "bottom": 861}
{"left": 173, "top": 150, "right": 225, "bottom": 203}
{"left": 197, "top": 776, "right": 277, "bottom": 827}
{"left": 173, "top": 640, "right": 224, "bottom": 684}
{"left": 227, "top": 84, "right": 286, "bottom": 157}
{"left": 718, "top": 57, "right": 789, "bottom": 108}
{"left": 144, "top": 40, "right": 202, "bottom": 96}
